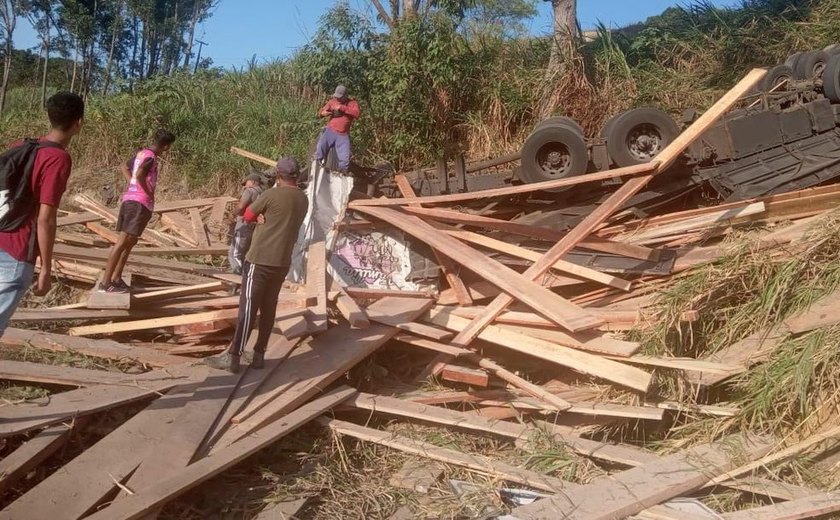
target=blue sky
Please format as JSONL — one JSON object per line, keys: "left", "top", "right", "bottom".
{"left": 14, "top": 0, "right": 742, "bottom": 69}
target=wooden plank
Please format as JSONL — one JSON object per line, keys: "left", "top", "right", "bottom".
{"left": 154, "top": 197, "right": 236, "bottom": 213}
{"left": 230, "top": 146, "right": 275, "bottom": 166}
{"left": 159, "top": 212, "right": 201, "bottom": 246}
{"left": 720, "top": 491, "right": 840, "bottom": 520}
{"left": 510, "top": 434, "right": 772, "bottom": 519}
{"left": 84, "top": 221, "right": 120, "bottom": 243}
{"left": 319, "top": 418, "right": 570, "bottom": 493}
{"left": 0, "top": 377, "right": 186, "bottom": 438}
{"left": 198, "top": 336, "right": 303, "bottom": 455}
{"left": 131, "top": 245, "right": 228, "bottom": 256}
{"left": 450, "top": 68, "right": 767, "bottom": 347}
{"left": 53, "top": 243, "right": 221, "bottom": 277}
{"left": 354, "top": 206, "right": 601, "bottom": 333}
{"left": 230, "top": 378, "right": 299, "bottom": 425}
{"left": 0, "top": 425, "right": 72, "bottom": 495}
{"left": 426, "top": 308, "right": 652, "bottom": 392}
{"left": 394, "top": 173, "right": 472, "bottom": 305}
{"left": 335, "top": 287, "right": 370, "bottom": 329}
{"left": 212, "top": 298, "right": 434, "bottom": 448}
{"left": 87, "top": 273, "right": 132, "bottom": 310}
{"left": 254, "top": 498, "right": 309, "bottom": 520}
{"left": 350, "top": 162, "right": 657, "bottom": 207}
{"left": 81, "top": 388, "right": 355, "bottom": 520}
{"left": 189, "top": 207, "right": 211, "bottom": 247}
{"left": 68, "top": 307, "right": 305, "bottom": 336}
{"left": 0, "top": 385, "right": 196, "bottom": 520}
{"left": 0, "top": 360, "right": 159, "bottom": 387}
{"left": 114, "top": 372, "right": 242, "bottom": 518}
{"left": 132, "top": 281, "right": 227, "bottom": 303}
{"left": 57, "top": 211, "right": 102, "bottom": 226}
{"left": 365, "top": 304, "right": 454, "bottom": 341}
{"left": 620, "top": 202, "right": 766, "bottom": 244}
{"left": 498, "top": 322, "right": 640, "bottom": 357}
{"left": 444, "top": 228, "right": 632, "bottom": 291}
{"left": 440, "top": 364, "right": 489, "bottom": 387}
{"left": 344, "top": 287, "right": 437, "bottom": 300}
{"left": 1, "top": 328, "right": 188, "bottom": 367}
{"left": 393, "top": 334, "right": 572, "bottom": 411}
{"left": 306, "top": 240, "right": 328, "bottom": 332}
{"left": 10, "top": 308, "right": 168, "bottom": 322}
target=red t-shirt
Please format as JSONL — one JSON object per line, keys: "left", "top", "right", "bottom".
{"left": 320, "top": 98, "right": 361, "bottom": 134}
{"left": 0, "top": 138, "right": 72, "bottom": 262}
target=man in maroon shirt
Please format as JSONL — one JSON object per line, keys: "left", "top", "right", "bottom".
{"left": 0, "top": 92, "right": 84, "bottom": 336}
{"left": 315, "top": 85, "right": 361, "bottom": 172}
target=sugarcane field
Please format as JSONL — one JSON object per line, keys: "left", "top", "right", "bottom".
{"left": 8, "top": 1, "right": 840, "bottom": 519}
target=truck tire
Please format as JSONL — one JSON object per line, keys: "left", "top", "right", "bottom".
{"left": 795, "top": 50, "right": 828, "bottom": 80}
{"left": 758, "top": 64, "right": 794, "bottom": 92}
{"left": 519, "top": 124, "right": 589, "bottom": 184}
{"left": 605, "top": 107, "right": 680, "bottom": 167}
{"left": 824, "top": 44, "right": 840, "bottom": 55}
{"left": 535, "top": 116, "right": 585, "bottom": 136}
{"left": 599, "top": 113, "right": 622, "bottom": 138}
{"left": 785, "top": 52, "right": 804, "bottom": 69}
{"left": 822, "top": 54, "right": 840, "bottom": 103}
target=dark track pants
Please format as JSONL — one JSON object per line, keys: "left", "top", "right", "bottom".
{"left": 229, "top": 261, "right": 290, "bottom": 356}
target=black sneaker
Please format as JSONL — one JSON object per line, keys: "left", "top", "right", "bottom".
{"left": 97, "top": 282, "right": 128, "bottom": 294}
{"left": 203, "top": 352, "right": 241, "bottom": 374}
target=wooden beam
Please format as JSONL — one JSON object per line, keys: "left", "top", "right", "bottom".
{"left": 720, "top": 491, "right": 840, "bottom": 520}
{"left": 81, "top": 388, "right": 355, "bottom": 520}
{"left": 353, "top": 206, "right": 601, "bottom": 333}
{"left": 1, "top": 328, "right": 188, "bottom": 367}
{"left": 306, "top": 240, "right": 329, "bottom": 332}
{"left": 349, "top": 162, "right": 657, "bottom": 207}
{"left": 449, "top": 68, "right": 767, "bottom": 346}
{"left": 132, "top": 281, "right": 227, "bottom": 303}
{"left": 68, "top": 307, "right": 305, "bottom": 336}
{"left": 444, "top": 227, "right": 632, "bottom": 291}
{"left": 335, "top": 287, "right": 370, "bottom": 329}
{"left": 321, "top": 417, "right": 571, "bottom": 493}
{"left": 0, "top": 360, "right": 165, "bottom": 387}
{"left": 426, "top": 308, "right": 651, "bottom": 392}
{"left": 440, "top": 364, "right": 489, "bottom": 387}
{"left": 230, "top": 146, "right": 275, "bottom": 166}
{"left": 0, "top": 425, "right": 72, "bottom": 495}
{"left": 394, "top": 173, "right": 473, "bottom": 305}
{"left": 0, "top": 377, "right": 188, "bottom": 438}
{"left": 189, "top": 207, "right": 211, "bottom": 247}
{"left": 393, "top": 334, "right": 571, "bottom": 411}
{"left": 510, "top": 435, "right": 772, "bottom": 519}
{"left": 0, "top": 385, "right": 196, "bottom": 520}
{"left": 344, "top": 287, "right": 437, "bottom": 300}
{"left": 212, "top": 298, "right": 434, "bottom": 448}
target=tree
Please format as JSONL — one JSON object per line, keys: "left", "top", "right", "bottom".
{"left": 462, "top": 0, "right": 537, "bottom": 38}
{"left": 24, "top": 0, "right": 55, "bottom": 107}
{"left": 0, "top": 0, "right": 20, "bottom": 113}
{"left": 539, "top": 0, "right": 577, "bottom": 118}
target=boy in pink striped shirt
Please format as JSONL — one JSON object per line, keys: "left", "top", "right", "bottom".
{"left": 99, "top": 129, "right": 175, "bottom": 293}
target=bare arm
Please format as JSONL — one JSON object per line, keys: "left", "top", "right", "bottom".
{"left": 318, "top": 100, "right": 334, "bottom": 118}
{"left": 34, "top": 204, "right": 58, "bottom": 296}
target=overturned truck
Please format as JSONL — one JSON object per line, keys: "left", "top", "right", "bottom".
{"left": 393, "top": 47, "right": 840, "bottom": 207}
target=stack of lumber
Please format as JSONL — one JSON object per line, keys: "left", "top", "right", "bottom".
{"left": 4, "top": 68, "right": 840, "bottom": 519}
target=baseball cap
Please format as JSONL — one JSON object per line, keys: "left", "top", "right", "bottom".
{"left": 241, "top": 173, "right": 262, "bottom": 186}
{"left": 275, "top": 156, "right": 300, "bottom": 178}
{"left": 333, "top": 85, "right": 348, "bottom": 98}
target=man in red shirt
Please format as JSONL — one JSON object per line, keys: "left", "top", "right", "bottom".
{"left": 315, "top": 85, "right": 361, "bottom": 173}
{"left": 0, "top": 92, "right": 84, "bottom": 336}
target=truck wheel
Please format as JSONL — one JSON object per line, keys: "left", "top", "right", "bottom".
{"left": 822, "top": 54, "right": 840, "bottom": 103}
{"left": 795, "top": 50, "right": 828, "bottom": 80}
{"left": 599, "top": 113, "right": 622, "bottom": 138}
{"left": 535, "top": 116, "right": 585, "bottom": 136}
{"left": 520, "top": 124, "right": 589, "bottom": 184}
{"left": 758, "top": 64, "right": 794, "bottom": 92}
{"left": 605, "top": 107, "right": 680, "bottom": 167}
{"left": 785, "top": 52, "right": 804, "bottom": 69}
{"left": 824, "top": 44, "right": 840, "bottom": 55}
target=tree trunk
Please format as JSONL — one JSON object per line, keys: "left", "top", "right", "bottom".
{"left": 130, "top": 15, "right": 139, "bottom": 87}
{"left": 183, "top": 0, "right": 201, "bottom": 69}
{"left": 103, "top": 0, "right": 123, "bottom": 94}
{"left": 40, "top": 13, "right": 50, "bottom": 109}
{"left": 70, "top": 35, "right": 79, "bottom": 93}
{"left": 401, "top": 0, "right": 415, "bottom": 19}
{"left": 0, "top": 42, "right": 11, "bottom": 114}
{"left": 140, "top": 18, "right": 148, "bottom": 80}
{"left": 539, "top": 0, "right": 578, "bottom": 119}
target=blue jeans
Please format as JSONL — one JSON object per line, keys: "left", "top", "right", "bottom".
{"left": 315, "top": 127, "right": 352, "bottom": 171}
{"left": 0, "top": 250, "right": 34, "bottom": 337}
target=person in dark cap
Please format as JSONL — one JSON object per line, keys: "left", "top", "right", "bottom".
{"left": 206, "top": 157, "right": 309, "bottom": 373}
{"left": 227, "top": 172, "right": 264, "bottom": 274}
{"left": 315, "top": 85, "right": 361, "bottom": 173}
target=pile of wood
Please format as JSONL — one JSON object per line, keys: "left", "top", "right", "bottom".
{"left": 4, "top": 68, "right": 840, "bottom": 519}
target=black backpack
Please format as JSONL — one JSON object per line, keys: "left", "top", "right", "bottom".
{"left": 0, "top": 139, "right": 62, "bottom": 232}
